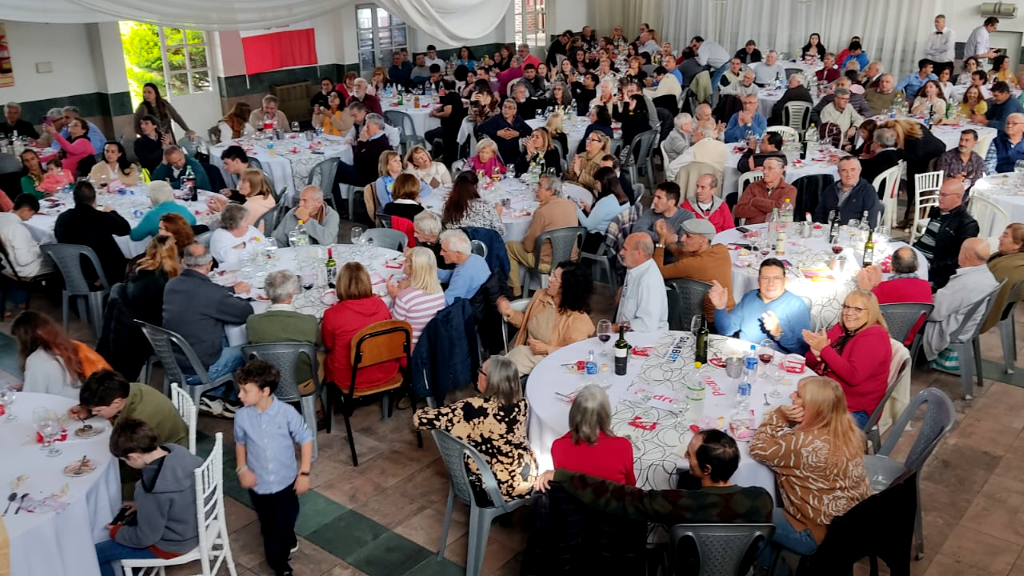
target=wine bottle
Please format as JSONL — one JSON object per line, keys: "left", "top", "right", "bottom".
{"left": 326, "top": 247, "right": 337, "bottom": 288}
{"left": 614, "top": 326, "right": 629, "bottom": 376}
{"left": 695, "top": 315, "right": 709, "bottom": 365}
{"left": 863, "top": 228, "right": 875, "bottom": 267}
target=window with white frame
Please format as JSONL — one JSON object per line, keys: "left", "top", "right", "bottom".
{"left": 514, "top": 0, "right": 547, "bottom": 48}
{"left": 160, "top": 28, "right": 210, "bottom": 96}
{"left": 356, "top": 4, "right": 409, "bottom": 76}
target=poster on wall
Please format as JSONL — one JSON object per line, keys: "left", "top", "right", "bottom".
{"left": 0, "top": 23, "right": 13, "bottom": 88}
{"left": 239, "top": 22, "right": 317, "bottom": 76}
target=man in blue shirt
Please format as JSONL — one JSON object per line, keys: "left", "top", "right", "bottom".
{"left": 977, "top": 82, "right": 1024, "bottom": 132}
{"left": 838, "top": 41, "right": 869, "bottom": 72}
{"left": 439, "top": 229, "right": 490, "bottom": 304}
{"left": 723, "top": 94, "right": 767, "bottom": 143}
{"left": 710, "top": 258, "right": 811, "bottom": 354}
{"left": 52, "top": 106, "right": 106, "bottom": 155}
{"left": 387, "top": 52, "right": 413, "bottom": 87}
{"left": 894, "top": 59, "right": 937, "bottom": 99}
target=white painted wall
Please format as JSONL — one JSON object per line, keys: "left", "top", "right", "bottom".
{"left": 550, "top": 0, "right": 593, "bottom": 37}
{"left": 0, "top": 21, "right": 104, "bottom": 102}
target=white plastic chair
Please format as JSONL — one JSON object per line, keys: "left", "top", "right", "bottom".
{"left": 765, "top": 125, "right": 798, "bottom": 142}
{"left": 170, "top": 383, "right": 198, "bottom": 455}
{"left": 909, "top": 171, "right": 943, "bottom": 242}
{"left": 975, "top": 131, "right": 996, "bottom": 164}
{"left": 783, "top": 101, "right": 811, "bottom": 133}
{"left": 967, "top": 194, "right": 1009, "bottom": 239}
{"left": 872, "top": 161, "right": 903, "bottom": 232}
{"left": 120, "top": 432, "right": 238, "bottom": 576}
{"left": 736, "top": 170, "right": 764, "bottom": 203}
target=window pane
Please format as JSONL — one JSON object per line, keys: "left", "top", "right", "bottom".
{"left": 392, "top": 27, "right": 406, "bottom": 46}
{"left": 360, "top": 51, "right": 375, "bottom": 72}
{"left": 357, "top": 8, "right": 372, "bottom": 29}
{"left": 163, "top": 27, "right": 183, "bottom": 46}
{"left": 358, "top": 30, "right": 374, "bottom": 51}
{"left": 514, "top": 0, "right": 522, "bottom": 15}
{"left": 185, "top": 30, "right": 205, "bottom": 44}
{"left": 167, "top": 47, "right": 186, "bottom": 71}
{"left": 191, "top": 70, "right": 211, "bottom": 92}
{"left": 376, "top": 8, "right": 390, "bottom": 27}
{"left": 382, "top": 49, "right": 397, "bottom": 64}
{"left": 377, "top": 29, "right": 392, "bottom": 48}
{"left": 187, "top": 46, "right": 207, "bottom": 69}
{"left": 168, "top": 73, "right": 188, "bottom": 96}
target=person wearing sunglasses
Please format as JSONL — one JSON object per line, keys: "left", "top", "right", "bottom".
{"left": 801, "top": 290, "right": 892, "bottom": 428}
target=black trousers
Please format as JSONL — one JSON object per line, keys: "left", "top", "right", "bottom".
{"left": 250, "top": 485, "right": 299, "bottom": 575}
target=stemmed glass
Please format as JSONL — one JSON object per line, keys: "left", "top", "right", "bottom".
{"left": 769, "top": 358, "right": 785, "bottom": 398}
{"left": 758, "top": 339, "right": 775, "bottom": 381}
{"left": 596, "top": 319, "right": 612, "bottom": 357}
{"left": 350, "top": 226, "right": 364, "bottom": 245}
{"left": 33, "top": 408, "right": 62, "bottom": 457}
{"left": 0, "top": 387, "right": 17, "bottom": 422}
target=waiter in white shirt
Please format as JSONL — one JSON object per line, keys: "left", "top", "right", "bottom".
{"left": 964, "top": 17, "right": 1000, "bottom": 68}
{"left": 615, "top": 233, "right": 669, "bottom": 332}
{"left": 924, "top": 14, "right": 955, "bottom": 76}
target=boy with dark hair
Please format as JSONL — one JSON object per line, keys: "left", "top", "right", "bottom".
{"left": 71, "top": 370, "right": 189, "bottom": 498}
{"left": 234, "top": 360, "right": 313, "bottom": 576}
{"left": 535, "top": 429, "right": 772, "bottom": 524}
{"left": 94, "top": 418, "right": 203, "bottom": 576}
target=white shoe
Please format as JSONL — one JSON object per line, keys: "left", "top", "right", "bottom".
{"left": 199, "top": 397, "right": 223, "bottom": 416}
{"left": 290, "top": 541, "right": 300, "bottom": 555}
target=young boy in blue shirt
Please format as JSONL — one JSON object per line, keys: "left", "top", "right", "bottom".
{"left": 234, "top": 360, "right": 313, "bottom": 576}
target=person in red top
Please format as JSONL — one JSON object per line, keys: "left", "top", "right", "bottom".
{"left": 321, "top": 262, "right": 398, "bottom": 391}
{"left": 551, "top": 384, "right": 636, "bottom": 486}
{"left": 801, "top": 290, "right": 893, "bottom": 429}
{"left": 679, "top": 173, "right": 734, "bottom": 233}
{"left": 856, "top": 246, "right": 933, "bottom": 346}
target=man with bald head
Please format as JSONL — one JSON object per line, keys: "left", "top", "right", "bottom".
{"left": 858, "top": 246, "right": 934, "bottom": 345}
{"left": 923, "top": 237, "right": 997, "bottom": 368}
{"left": 813, "top": 156, "right": 881, "bottom": 226}
{"left": 986, "top": 112, "right": 1024, "bottom": 174}
{"left": 615, "top": 232, "right": 668, "bottom": 332}
{"left": 864, "top": 73, "right": 899, "bottom": 116}
{"left": 913, "top": 179, "right": 979, "bottom": 290}
{"left": 812, "top": 76, "right": 872, "bottom": 122}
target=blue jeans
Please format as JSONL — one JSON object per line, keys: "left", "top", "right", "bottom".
{"left": 710, "top": 62, "right": 730, "bottom": 93}
{"left": 184, "top": 345, "right": 243, "bottom": 402}
{"left": 95, "top": 539, "right": 158, "bottom": 576}
{"left": 758, "top": 508, "right": 819, "bottom": 572}
{"left": 852, "top": 410, "right": 870, "bottom": 429}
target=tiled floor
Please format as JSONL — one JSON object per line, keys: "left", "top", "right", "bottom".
{"left": 4, "top": 241, "right": 1024, "bottom": 575}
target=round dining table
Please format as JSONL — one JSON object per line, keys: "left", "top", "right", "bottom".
{"left": 0, "top": 392, "right": 121, "bottom": 576}
{"left": 209, "top": 134, "right": 353, "bottom": 199}
{"left": 380, "top": 95, "right": 443, "bottom": 137}
{"left": 971, "top": 173, "right": 1024, "bottom": 226}
{"left": 714, "top": 223, "right": 928, "bottom": 330}
{"left": 527, "top": 331, "right": 790, "bottom": 495}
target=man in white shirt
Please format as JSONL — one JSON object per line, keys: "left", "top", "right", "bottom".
{"left": 615, "top": 233, "right": 668, "bottom": 332}
{"left": 754, "top": 51, "right": 787, "bottom": 86}
{"left": 924, "top": 14, "right": 955, "bottom": 76}
{"left": 690, "top": 35, "right": 731, "bottom": 88}
{"left": 0, "top": 194, "right": 51, "bottom": 281}
{"left": 637, "top": 31, "right": 660, "bottom": 57}
{"left": 964, "top": 17, "right": 1000, "bottom": 67}
{"left": 424, "top": 45, "right": 444, "bottom": 70}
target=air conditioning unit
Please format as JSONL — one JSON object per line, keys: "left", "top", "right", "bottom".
{"left": 981, "top": 2, "right": 1017, "bottom": 18}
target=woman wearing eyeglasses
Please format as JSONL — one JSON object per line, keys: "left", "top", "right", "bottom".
{"left": 564, "top": 130, "right": 610, "bottom": 192}
{"left": 800, "top": 290, "right": 892, "bottom": 428}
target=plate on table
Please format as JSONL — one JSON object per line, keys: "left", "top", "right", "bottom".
{"left": 64, "top": 458, "right": 97, "bottom": 477}
{"left": 74, "top": 424, "right": 103, "bottom": 438}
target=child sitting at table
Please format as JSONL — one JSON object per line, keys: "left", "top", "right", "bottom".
{"left": 94, "top": 418, "right": 202, "bottom": 576}
{"left": 37, "top": 158, "right": 74, "bottom": 194}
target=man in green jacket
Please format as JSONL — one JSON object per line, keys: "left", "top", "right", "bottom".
{"left": 151, "top": 145, "right": 211, "bottom": 191}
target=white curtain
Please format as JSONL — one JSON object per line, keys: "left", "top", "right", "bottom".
{"left": 662, "top": 0, "right": 940, "bottom": 77}
{"left": 0, "top": 0, "right": 511, "bottom": 43}
{"left": 593, "top": 0, "right": 664, "bottom": 42}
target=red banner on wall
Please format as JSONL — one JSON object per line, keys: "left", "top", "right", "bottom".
{"left": 239, "top": 21, "right": 317, "bottom": 76}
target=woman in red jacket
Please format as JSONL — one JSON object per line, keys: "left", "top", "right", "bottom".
{"left": 321, "top": 262, "right": 398, "bottom": 392}
{"left": 801, "top": 290, "right": 892, "bottom": 428}
{"left": 551, "top": 384, "right": 635, "bottom": 485}
{"left": 44, "top": 117, "right": 95, "bottom": 178}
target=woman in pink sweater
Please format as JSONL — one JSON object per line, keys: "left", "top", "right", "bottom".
{"left": 801, "top": 290, "right": 892, "bottom": 428}
{"left": 44, "top": 118, "right": 95, "bottom": 178}
{"left": 467, "top": 139, "right": 507, "bottom": 178}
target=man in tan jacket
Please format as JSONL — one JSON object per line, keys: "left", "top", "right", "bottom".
{"left": 654, "top": 218, "right": 734, "bottom": 318}
{"left": 506, "top": 175, "right": 579, "bottom": 296}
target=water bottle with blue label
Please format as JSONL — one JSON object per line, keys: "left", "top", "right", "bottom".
{"left": 585, "top": 350, "right": 598, "bottom": 384}
{"left": 736, "top": 345, "right": 757, "bottom": 408}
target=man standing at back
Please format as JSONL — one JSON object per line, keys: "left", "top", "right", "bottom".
{"left": 912, "top": 179, "right": 979, "bottom": 291}
{"left": 964, "top": 17, "right": 1000, "bottom": 67}
{"left": 924, "top": 15, "right": 955, "bottom": 76}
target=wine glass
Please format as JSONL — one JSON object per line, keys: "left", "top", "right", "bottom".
{"left": 0, "top": 387, "right": 17, "bottom": 422}
{"left": 769, "top": 358, "right": 785, "bottom": 398}
{"left": 596, "top": 319, "right": 612, "bottom": 357}
{"left": 350, "top": 226, "right": 364, "bottom": 245}
{"left": 690, "top": 315, "right": 702, "bottom": 333}
{"left": 290, "top": 121, "right": 301, "bottom": 133}
{"left": 758, "top": 236, "right": 771, "bottom": 262}
{"left": 40, "top": 416, "right": 62, "bottom": 457}
{"left": 758, "top": 339, "right": 776, "bottom": 381}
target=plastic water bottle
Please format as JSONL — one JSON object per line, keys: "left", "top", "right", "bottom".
{"left": 780, "top": 198, "right": 794, "bottom": 233}
{"left": 804, "top": 123, "right": 819, "bottom": 157}
{"left": 736, "top": 346, "right": 757, "bottom": 408}
{"left": 267, "top": 141, "right": 276, "bottom": 157}
{"left": 585, "top": 350, "right": 598, "bottom": 384}
{"left": 768, "top": 208, "right": 780, "bottom": 249}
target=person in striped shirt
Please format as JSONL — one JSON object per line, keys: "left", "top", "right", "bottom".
{"left": 387, "top": 246, "right": 447, "bottom": 350}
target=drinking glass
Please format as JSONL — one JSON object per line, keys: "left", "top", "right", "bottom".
{"left": 40, "top": 417, "right": 62, "bottom": 457}
{"left": 264, "top": 238, "right": 278, "bottom": 262}
{"left": 596, "top": 319, "right": 612, "bottom": 356}
{"left": 690, "top": 315, "right": 702, "bottom": 333}
{"left": 0, "top": 387, "right": 16, "bottom": 422}
{"left": 350, "top": 226, "right": 364, "bottom": 245}
{"left": 290, "top": 121, "right": 301, "bottom": 133}
{"left": 769, "top": 359, "right": 785, "bottom": 398}
{"left": 758, "top": 339, "right": 775, "bottom": 380}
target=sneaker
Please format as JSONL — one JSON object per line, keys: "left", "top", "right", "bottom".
{"left": 199, "top": 397, "right": 223, "bottom": 416}
{"left": 289, "top": 541, "right": 300, "bottom": 555}
{"left": 220, "top": 401, "right": 241, "bottom": 419}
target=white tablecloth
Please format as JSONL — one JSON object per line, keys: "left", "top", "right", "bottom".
{"left": 972, "top": 173, "right": 1024, "bottom": 225}
{"left": 527, "top": 332, "right": 785, "bottom": 494}
{"left": 24, "top": 187, "right": 220, "bottom": 259}
{"left": 380, "top": 96, "right": 443, "bottom": 137}
{"left": 715, "top": 224, "right": 928, "bottom": 330}
{"left": 2, "top": 392, "right": 121, "bottom": 576}
{"left": 724, "top": 145, "right": 840, "bottom": 201}
{"left": 755, "top": 87, "right": 821, "bottom": 121}
{"left": 928, "top": 122, "right": 996, "bottom": 152}
{"left": 222, "top": 243, "right": 403, "bottom": 346}
{"left": 209, "top": 134, "right": 353, "bottom": 199}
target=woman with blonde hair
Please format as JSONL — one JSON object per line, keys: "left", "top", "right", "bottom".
{"left": 217, "top": 101, "right": 254, "bottom": 143}
{"left": 129, "top": 180, "right": 196, "bottom": 241}
{"left": 369, "top": 67, "right": 388, "bottom": 95}
{"left": 514, "top": 127, "right": 562, "bottom": 176}
{"left": 750, "top": 376, "right": 871, "bottom": 562}
{"left": 404, "top": 145, "right": 452, "bottom": 187}
{"left": 802, "top": 290, "right": 892, "bottom": 427}
{"left": 879, "top": 118, "right": 945, "bottom": 223}
{"left": 382, "top": 173, "right": 425, "bottom": 221}
{"left": 387, "top": 246, "right": 446, "bottom": 350}
{"left": 414, "top": 355, "right": 537, "bottom": 504}
{"left": 550, "top": 384, "right": 635, "bottom": 484}
{"left": 126, "top": 234, "right": 180, "bottom": 326}
{"left": 564, "top": 131, "right": 610, "bottom": 191}
{"left": 207, "top": 168, "right": 276, "bottom": 232}
{"left": 545, "top": 109, "right": 570, "bottom": 156}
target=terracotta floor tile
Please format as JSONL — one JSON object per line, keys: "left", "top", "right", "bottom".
{"left": 960, "top": 475, "right": 1024, "bottom": 545}
{"left": 443, "top": 531, "right": 518, "bottom": 574}
{"left": 945, "top": 414, "right": 1020, "bottom": 458}
{"left": 353, "top": 485, "right": 430, "bottom": 529}
{"left": 993, "top": 433, "right": 1024, "bottom": 480}
{"left": 322, "top": 560, "right": 369, "bottom": 576}
{"left": 924, "top": 553, "right": 1006, "bottom": 576}
{"left": 246, "top": 538, "right": 343, "bottom": 576}
{"left": 936, "top": 525, "right": 1020, "bottom": 575}
{"left": 394, "top": 505, "right": 469, "bottom": 551}
{"left": 316, "top": 471, "right": 389, "bottom": 508}
{"left": 223, "top": 494, "right": 258, "bottom": 531}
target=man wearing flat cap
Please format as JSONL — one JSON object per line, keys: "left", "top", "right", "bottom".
{"left": 653, "top": 218, "right": 735, "bottom": 317}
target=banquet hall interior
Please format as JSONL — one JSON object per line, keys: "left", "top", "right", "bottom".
{"left": 4, "top": 0, "right": 1024, "bottom": 574}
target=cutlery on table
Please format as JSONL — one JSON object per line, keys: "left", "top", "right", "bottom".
{"left": 3, "top": 492, "right": 16, "bottom": 515}
{"left": 76, "top": 455, "right": 89, "bottom": 474}
{"left": 14, "top": 493, "right": 28, "bottom": 514}
{"left": 763, "top": 394, "right": 770, "bottom": 407}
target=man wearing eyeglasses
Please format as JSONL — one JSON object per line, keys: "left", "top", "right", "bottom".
{"left": 708, "top": 258, "right": 811, "bottom": 354}
{"left": 985, "top": 112, "right": 1024, "bottom": 174}
{"left": 912, "top": 179, "right": 979, "bottom": 291}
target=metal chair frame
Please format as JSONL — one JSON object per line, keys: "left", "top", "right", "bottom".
{"left": 947, "top": 279, "right": 1006, "bottom": 399}
{"left": 136, "top": 321, "right": 234, "bottom": 403}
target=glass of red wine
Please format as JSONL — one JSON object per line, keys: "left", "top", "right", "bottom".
{"left": 758, "top": 339, "right": 776, "bottom": 381}
{"left": 597, "top": 319, "right": 612, "bottom": 357}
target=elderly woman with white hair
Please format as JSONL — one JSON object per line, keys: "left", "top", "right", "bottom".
{"left": 662, "top": 113, "right": 694, "bottom": 165}
{"left": 590, "top": 79, "right": 617, "bottom": 115}
{"left": 387, "top": 246, "right": 447, "bottom": 350}
{"left": 129, "top": 180, "right": 197, "bottom": 241}
{"left": 550, "top": 384, "right": 636, "bottom": 484}
{"left": 412, "top": 211, "right": 456, "bottom": 275}
{"left": 467, "top": 138, "right": 507, "bottom": 177}
{"left": 245, "top": 269, "right": 321, "bottom": 393}
{"left": 210, "top": 203, "right": 260, "bottom": 268}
